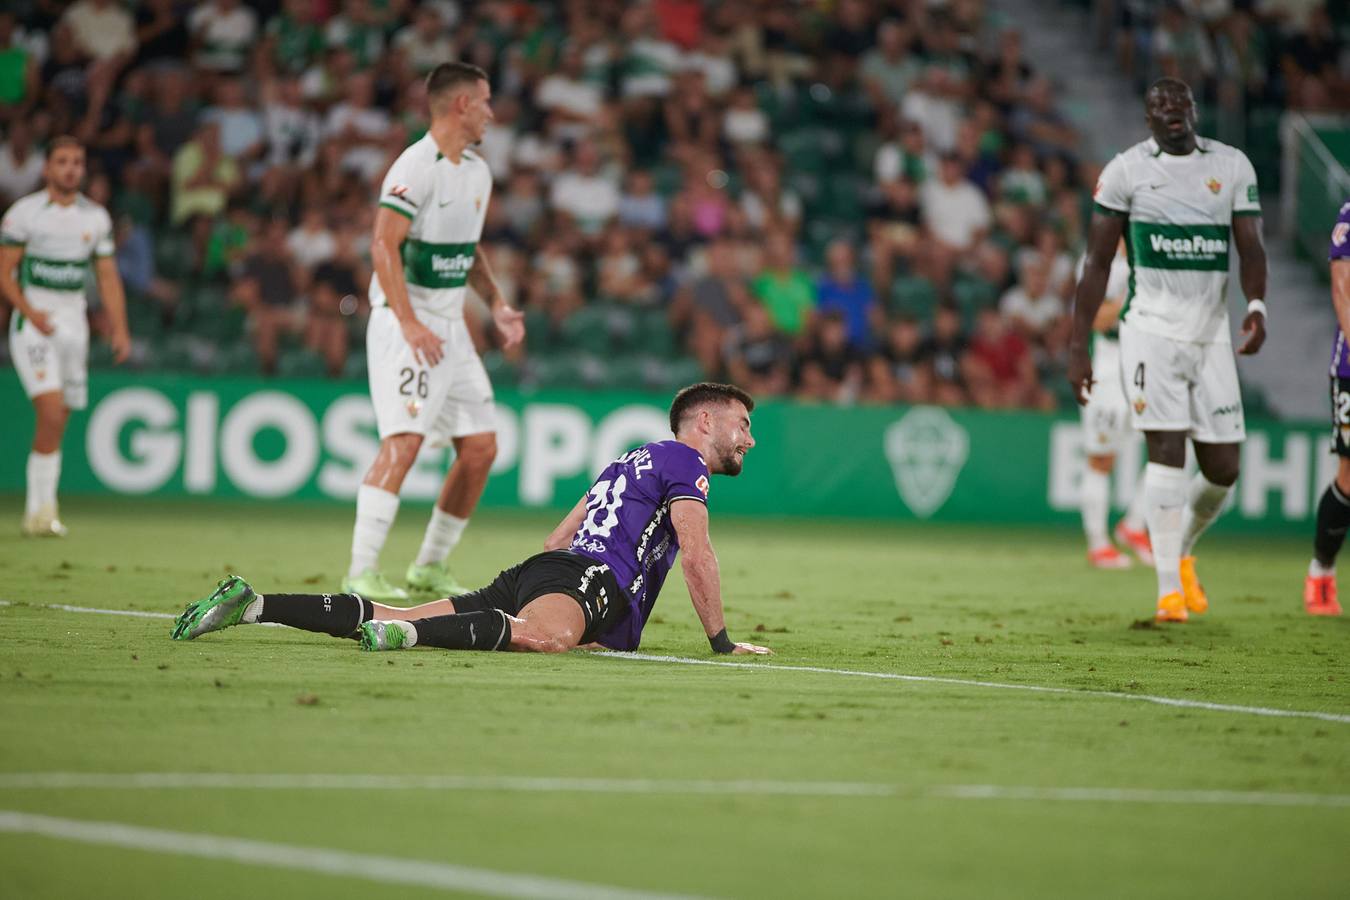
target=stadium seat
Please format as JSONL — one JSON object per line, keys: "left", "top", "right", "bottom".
{"left": 276, "top": 347, "right": 328, "bottom": 379}
{"left": 888, "top": 275, "right": 939, "bottom": 319}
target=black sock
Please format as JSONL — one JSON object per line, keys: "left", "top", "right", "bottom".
{"left": 410, "top": 609, "right": 512, "bottom": 651}
{"left": 1314, "top": 482, "right": 1350, "bottom": 567}
{"left": 259, "top": 593, "right": 372, "bottom": 637}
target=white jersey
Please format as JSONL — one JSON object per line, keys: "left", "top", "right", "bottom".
{"left": 1093, "top": 136, "right": 1260, "bottom": 344}
{"left": 371, "top": 134, "right": 492, "bottom": 319}
{"left": 0, "top": 190, "right": 114, "bottom": 312}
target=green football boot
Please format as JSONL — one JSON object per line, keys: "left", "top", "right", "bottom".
{"left": 171, "top": 575, "right": 255, "bottom": 641}
{"left": 358, "top": 620, "right": 411, "bottom": 652}
{"left": 341, "top": 569, "right": 410, "bottom": 603}
{"left": 405, "top": 561, "right": 469, "bottom": 597}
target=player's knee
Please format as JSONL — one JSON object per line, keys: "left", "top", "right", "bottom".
{"left": 1203, "top": 459, "right": 1240, "bottom": 487}
{"left": 456, "top": 434, "right": 497, "bottom": 471}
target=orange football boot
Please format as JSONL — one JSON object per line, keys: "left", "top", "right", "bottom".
{"left": 1303, "top": 574, "right": 1343, "bottom": 616}
{"left": 1179, "top": 556, "right": 1208, "bottom": 614}
{"left": 1088, "top": 545, "right": 1132, "bottom": 569}
{"left": 1114, "top": 522, "right": 1154, "bottom": 566}
{"left": 1155, "top": 591, "right": 1189, "bottom": 622}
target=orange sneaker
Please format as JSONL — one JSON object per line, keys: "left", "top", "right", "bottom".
{"left": 1155, "top": 591, "right": 1189, "bottom": 622}
{"left": 1179, "top": 556, "right": 1208, "bottom": 614}
{"left": 1114, "top": 522, "right": 1154, "bottom": 566}
{"left": 1304, "top": 574, "right": 1343, "bottom": 616}
{"left": 1088, "top": 545, "right": 1132, "bottom": 569}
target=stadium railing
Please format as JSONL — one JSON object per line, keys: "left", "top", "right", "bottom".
{"left": 1280, "top": 112, "right": 1350, "bottom": 276}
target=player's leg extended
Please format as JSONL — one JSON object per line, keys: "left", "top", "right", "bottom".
{"left": 407, "top": 431, "right": 496, "bottom": 596}
{"left": 1144, "top": 431, "right": 1189, "bottom": 621}
{"left": 1083, "top": 454, "right": 1130, "bottom": 568}
{"left": 362, "top": 593, "right": 584, "bottom": 654}
{"left": 1178, "top": 441, "right": 1241, "bottom": 614}
{"left": 1307, "top": 454, "right": 1350, "bottom": 616}
{"left": 24, "top": 391, "right": 70, "bottom": 536}
{"left": 344, "top": 431, "right": 423, "bottom": 601}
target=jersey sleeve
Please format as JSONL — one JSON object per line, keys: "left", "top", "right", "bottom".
{"left": 660, "top": 446, "right": 710, "bottom": 506}
{"left": 377, "top": 148, "right": 431, "bottom": 221}
{"left": 1329, "top": 201, "right": 1350, "bottom": 261}
{"left": 1232, "top": 151, "right": 1261, "bottom": 216}
{"left": 0, "top": 201, "right": 30, "bottom": 246}
{"left": 92, "top": 208, "right": 114, "bottom": 258}
{"left": 1092, "top": 154, "right": 1131, "bottom": 216}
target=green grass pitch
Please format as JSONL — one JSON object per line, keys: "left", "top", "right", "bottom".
{"left": 1, "top": 495, "right": 1347, "bottom": 899}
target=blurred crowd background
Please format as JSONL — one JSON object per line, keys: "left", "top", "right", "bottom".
{"left": 0, "top": 0, "right": 1343, "bottom": 407}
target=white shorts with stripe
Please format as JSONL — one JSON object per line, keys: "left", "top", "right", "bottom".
{"left": 1118, "top": 322, "right": 1245, "bottom": 443}
{"left": 9, "top": 303, "right": 89, "bottom": 409}
{"left": 365, "top": 306, "right": 495, "bottom": 447}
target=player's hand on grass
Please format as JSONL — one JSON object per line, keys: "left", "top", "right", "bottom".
{"left": 492, "top": 302, "right": 525, "bottom": 349}
{"left": 1238, "top": 309, "right": 1266, "bottom": 355}
{"left": 28, "top": 309, "right": 54, "bottom": 335}
{"left": 1066, "top": 346, "right": 1094, "bottom": 406}
{"left": 732, "top": 642, "right": 773, "bottom": 655}
{"left": 400, "top": 316, "right": 445, "bottom": 366}
{"left": 108, "top": 326, "right": 131, "bottom": 364}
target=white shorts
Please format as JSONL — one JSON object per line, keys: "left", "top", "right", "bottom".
{"left": 9, "top": 303, "right": 89, "bottom": 409}
{"left": 366, "top": 306, "right": 495, "bottom": 447}
{"left": 1118, "top": 323, "right": 1245, "bottom": 443}
{"left": 1081, "top": 337, "right": 1132, "bottom": 456}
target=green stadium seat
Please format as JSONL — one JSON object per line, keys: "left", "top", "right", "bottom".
{"left": 559, "top": 304, "right": 618, "bottom": 355}
{"left": 341, "top": 350, "right": 367, "bottom": 380}
{"left": 276, "top": 347, "right": 327, "bottom": 379}
{"left": 888, "top": 275, "right": 938, "bottom": 319}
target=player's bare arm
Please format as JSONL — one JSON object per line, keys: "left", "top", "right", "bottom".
{"left": 1232, "top": 214, "right": 1268, "bottom": 355}
{"left": 468, "top": 245, "right": 524, "bottom": 349}
{"left": 543, "top": 495, "right": 588, "bottom": 551}
{"left": 372, "top": 206, "right": 444, "bottom": 366}
{"left": 1067, "top": 211, "right": 1126, "bottom": 404}
{"left": 93, "top": 255, "right": 131, "bottom": 363}
{"left": 669, "top": 499, "right": 771, "bottom": 655}
{"left": 0, "top": 244, "right": 52, "bottom": 334}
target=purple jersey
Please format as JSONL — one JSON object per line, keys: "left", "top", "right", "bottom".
{"left": 570, "top": 440, "right": 711, "bottom": 651}
{"left": 1329, "top": 200, "right": 1350, "bottom": 377}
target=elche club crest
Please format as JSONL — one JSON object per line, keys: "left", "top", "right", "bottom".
{"left": 1205, "top": 178, "right": 1222, "bottom": 194}
{"left": 884, "top": 406, "right": 968, "bottom": 519}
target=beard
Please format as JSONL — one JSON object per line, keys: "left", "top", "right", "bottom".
{"left": 714, "top": 438, "right": 744, "bottom": 476}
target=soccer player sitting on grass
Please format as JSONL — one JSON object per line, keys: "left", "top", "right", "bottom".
{"left": 172, "top": 383, "right": 773, "bottom": 656}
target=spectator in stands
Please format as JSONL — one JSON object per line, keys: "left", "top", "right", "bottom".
{"left": 536, "top": 45, "right": 605, "bottom": 141}
{"left": 664, "top": 69, "right": 721, "bottom": 152}
{"left": 816, "top": 239, "right": 877, "bottom": 351}
{"left": 322, "top": 70, "right": 392, "bottom": 182}
{"left": 323, "top": 0, "right": 386, "bottom": 70}
{"left": 0, "top": 118, "right": 44, "bottom": 207}
{"left": 115, "top": 213, "right": 179, "bottom": 323}
{"left": 868, "top": 315, "right": 932, "bottom": 404}
{"left": 135, "top": 70, "right": 198, "bottom": 192}
{"left": 259, "top": 75, "right": 322, "bottom": 208}
{"left": 305, "top": 225, "right": 365, "bottom": 378}
{"left": 919, "top": 152, "right": 992, "bottom": 287}
{"left": 861, "top": 19, "right": 920, "bottom": 111}
{"left": 287, "top": 207, "right": 335, "bottom": 274}
{"left": 966, "top": 306, "right": 1054, "bottom": 410}
{"left": 230, "top": 217, "right": 300, "bottom": 375}
{"left": 902, "top": 66, "right": 963, "bottom": 154}
{"left": 61, "top": 0, "right": 137, "bottom": 70}
{"left": 1010, "top": 76, "right": 1079, "bottom": 158}
{"left": 722, "top": 298, "right": 795, "bottom": 397}
{"left": 722, "top": 85, "right": 769, "bottom": 147}
{"left": 921, "top": 303, "right": 971, "bottom": 406}
{"left": 796, "top": 311, "right": 865, "bottom": 404}
{"left": 188, "top": 0, "right": 258, "bottom": 74}
{"left": 672, "top": 238, "right": 750, "bottom": 375}
{"left": 1152, "top": 2, "right": 1215, "bottom": 94}
{"left": 597, "top": 227, "right": 645, "bottom": 304}
{"left": 170, "top": 120, "right": 239, "bottom": 226}
{"left": 752, "top": 230, "right": 815, "bottom": 339}
{"left": 739, "top": 155, "right": 802, "bottom": 236}
{"left": 0, "top": 12, "right": 40, "bottom": 124}
{"left": 618, "top": 169, "right": 668, "bottom": 234}
{"left": 391, "top": 5, "right": 454, "bottom": 77}
{"left": 204, "top": 77, "right": 264, "bottom": 165}
{"left": 998, "top": 143, "right": 1048, "bottom": 207}
{"left": 261, "top": 0, "right": 324, "bottom": 77}
{"left": 999, "top": 257, "right": 1064, "bottom": 346}
{"left": 550, "top": 140, "right": 621, "bottom": 237}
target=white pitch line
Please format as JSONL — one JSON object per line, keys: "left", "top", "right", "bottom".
{"left": 7, "top": 601, "right": 1348, "bottom": 726}
{"left": 596, "top": 653, "right": 1350, "bottom": 726}
{"left": 1, "top": 774, "right": 1348, "bottom": 810}
{"left": 0, "top": 810, "right": 703, "bottom": 900}
{"left": 0, "top": 772, "right": 890, "bottom": 798}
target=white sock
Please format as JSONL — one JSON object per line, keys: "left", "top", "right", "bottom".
{"left": 26, "top": 451, "right": 61, "bottom": 517}
{"left": 1121, "top": 466, "right": 1150, "bottom": 532}
{"left": 1145, "top": 462, "right": 1188, "bottom": 599}
{"left": 1309, "top": 559, "right": 1335, "bottom": 577}
{"left": 349, "top": 485, "right": 400, "bottom": 578}
{"left": 414, "top": 508, "right": 468, "bottom": 567}
{"left": 1180, "top": 474, "right": 1232, "bottom": 557}
{"left": 242, "top": 597, "right": 264, "bottom": 623}
{"left": 1080, "top": 467, "right": 1111, "bottom": 550}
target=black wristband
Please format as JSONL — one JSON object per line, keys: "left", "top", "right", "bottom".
{"left": 709, "top": 628, "right": 735, "bottom": 654}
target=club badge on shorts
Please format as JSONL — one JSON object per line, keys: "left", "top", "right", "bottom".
{"left": 405, "top": 399, "right": 421, "bottom": 418}
{"left": 1134, "top": 397, "right": 1147, "bottom": 414}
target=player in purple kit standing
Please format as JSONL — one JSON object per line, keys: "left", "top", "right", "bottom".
{"left": 172, "top": 383, "right": 773, "bottom": 656}
{"left": 1303, "top": 199, "right": 1350, "bottom": 616}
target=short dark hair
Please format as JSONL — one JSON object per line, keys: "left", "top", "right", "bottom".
{"left": 669, "top": 383, "right": 755, "bottom": 436}
{"left": 45, "top": 135, "right": 83, "bottom": 159}
{"left": 1146, "top": 77, "right": 1192, "bottom": 101}
{"left": 426, "top": 62, "right": 488, "bottom": 101}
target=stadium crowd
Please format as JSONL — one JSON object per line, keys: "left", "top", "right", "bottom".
{"left": 3, "top": 0, "right": 1325, "bottom": 408}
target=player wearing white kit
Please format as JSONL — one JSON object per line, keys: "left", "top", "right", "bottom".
{"left": 1069, "top": 78, "right": 1268, "bottom": 622}
{"left": 1079, "top": 240, "right": 1153, "bottom": 569}
{"left": 0, "top": 137, "right": 129, "bottom": 536}
{"left": 343, "top": 62, "right": 524, "bottom": 602}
